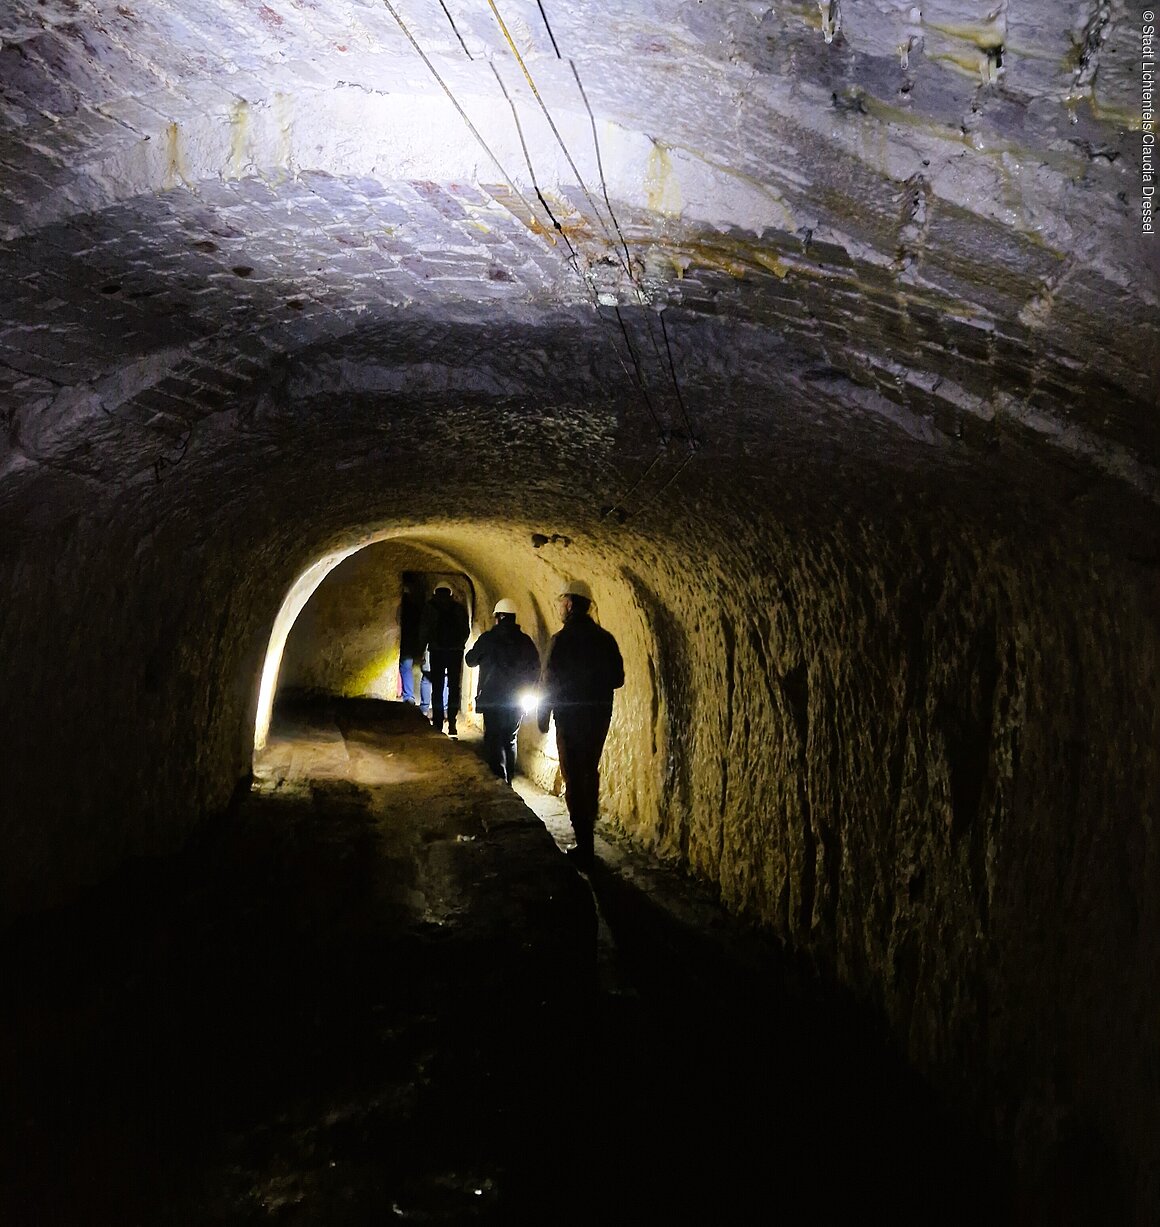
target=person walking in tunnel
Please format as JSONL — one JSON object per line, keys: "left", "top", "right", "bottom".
{"left": 538, "top": 579, "right": 624, "bottom": 872}
{"left": 420, "top": 583, "right": 470, "bottom": 738}
{"left": 465, "top": 599, "right": 541, "bottom": 784}
{"left": 396, "top": 579, "right": 424, "bottom": 705}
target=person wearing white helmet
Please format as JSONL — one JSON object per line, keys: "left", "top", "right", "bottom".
{"left": 538, "top": 579, "right": 624, "bottom": 871}
{"left": 464, "top": 598, "right": 541, "bottom": 782}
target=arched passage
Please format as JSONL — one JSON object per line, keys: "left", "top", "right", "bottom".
{"left": 2, "top": 0, "right": 1158, "bottom": 1208}
{"left": 251, "top": 520, "right": 674, "bottom": 823}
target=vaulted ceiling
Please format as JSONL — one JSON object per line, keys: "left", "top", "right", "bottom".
{"left": 1, "top": 0, "right": 1155, "bottom": 514}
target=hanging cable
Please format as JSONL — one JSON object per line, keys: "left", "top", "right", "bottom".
{"left": 489, "top": 61, "right": 581, "bottom": 277}
{"left": 384, "top": 0, "right": 698, "bottom": 521}
{"left": 567, "top": 60, "right": 636, "bottom": 286}
{"left": 486, "top": 0, "right": 634, "bottom": 283}
{"left": 490, "top": 57, "right": 673, "bottom": 517}
{"left": 486, "top": 1, "right": 701, "bottom": 465}
{"left": 659, "top": 307, "right": 699, "bottom": 447}
{"left": 617, "top": 442, "right": 698, "bottom": 523}
{"left": 435, "top": 0, "right": 474, "bottom": 59}
{"left": 570, "top": 56, "right": 703, "bottom": 455}
{"left": 611, "top": 305, "right": 666, "bottom": 436}
{"left": 382, "top": 1, "right": 540, "bottom": 223}
{"left": 535, "top": 0, "right": 562, "bottom": 58}
{"left": 491, "top": 59, "right": 647, "bottom": 418}
{"left": 600, "top": 446, "right": 668, "bottom": 520}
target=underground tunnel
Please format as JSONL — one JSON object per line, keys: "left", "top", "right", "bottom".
{"left": 1, "top": 0, "right": 1158, "bottom": 1222}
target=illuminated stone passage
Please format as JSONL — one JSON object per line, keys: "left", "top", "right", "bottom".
{"left": 1, "top": 0, "right": 1157, "bottom": 1218}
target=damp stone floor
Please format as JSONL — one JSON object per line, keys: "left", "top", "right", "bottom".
{"left": 0, "top": 698, "right": 1010, "bottom": 1225}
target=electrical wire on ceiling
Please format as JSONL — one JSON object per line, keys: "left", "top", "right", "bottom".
{"left": 521, "top": 0, "right": 645, "bottom": 298}
{"left": 381, "top": 0, "right": 640, "bottom": 499}
{"left": 600, "top": 311, "right": 698, "bottom": 522}
{"left": 151, "top": 415, "right": 193, "bottom": 484}
{"left": 436, "top": 0, "right": 474, "bottom": 59}
{"left": 535, "top": 0, "right": 563, "bottom": 59}
{"left": 488, "top": 55, "right": 670, "bottom": 499}
{"left": 484, "top": 49, "right": 671, "bottom": 489}
{"left": 384, "top": 0, "right": 703, "bottom": 521}
{"left": 566, "top": 59, "right": 637, "bottom": 287}
{"left": 617, "top": 444, "right": 697, "bottom": 523}
{"left": 607, "top": 304, "right": 666, "bottom": 437}
{"left": 531, "top": 5, "right": 703, "bottom": 515}
{"left": 381, "top": 0, "right": 539, "bottom": 224}
{"left": 485, "top": 0, "right": 636, "bottom": 287}
{"left": 659, "top": 307, "right": 699, "bottom": 448}
{"left": 488, "top": 61, "right": 582, "bottom": 279}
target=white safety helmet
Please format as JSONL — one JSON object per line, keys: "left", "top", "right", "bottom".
{"left": 559, "top": 579, "right": 594, "bottom": 602}
{"left": 493, "top": 598, "right": 518, "bottom": 616}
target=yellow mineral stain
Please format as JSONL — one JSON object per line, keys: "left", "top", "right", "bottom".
{"left": 644, "top": 142, "right": 682, "bottom": 218}
{"left": 274, "top": 92, "right": 294, "bottom": 176}
{"left": 689, "top": 249, "right": 751, "bottom": 279}
{"left": 1018, "top": 291, "right": 1054, "bottom": 330}
{"left": 797, "top": 3, "right": 824, "bottom": 33}
{"left": 485, "top": 183, "right": 561, "bottom": 244}
{"left": 751, "top": 250, "right": 790, "bottom": 278}
{"left": 642, "top": 233, "right": 802, "bottom": 284}
{"left": 351, "top": 654, "right": 394, "bottom": 696}
{"left": 527, "top": 216, "right": 559, "bottom": 245}
{"left": 164, "top": 122, "right": 191, "bottom": 189}
{"left": 927, "top": 49, "right": 992, "bottom": 80}
{"left": 923, "top": 20, "right": 1006, "bottom": 51}
{"left": 1088, "top": 92, "right": 1143, "bottom": 130}
{"left": 662, "top": 141, "right": 795, "bottom": 231}
{"left": 228, "top": 99, "right": 250, "bottom": 178}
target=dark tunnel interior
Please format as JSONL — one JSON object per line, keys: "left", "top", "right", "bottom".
{"left": 2, "top": 0, "right": 1159, "bottom": 1221}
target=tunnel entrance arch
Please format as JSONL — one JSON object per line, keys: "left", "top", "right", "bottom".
{"left": 250, "top": 520, "right": 663, "bottom": 861}
{"left": 252, "top": 537, "right": 479, "bottom": 765}
{"left": 253, "top": 546, "right": 360, "bottom": 755}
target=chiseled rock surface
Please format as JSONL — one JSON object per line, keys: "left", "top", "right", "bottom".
{"left": 1, "top": 0, "right": 1158, "bottom": 1219}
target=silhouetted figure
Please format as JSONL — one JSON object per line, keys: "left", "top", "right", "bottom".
{"left": 420, "top": 583, "right": 470, "bottom": 737}
{"left": 465, "top": 599, "right": 541, "bottom": 784}
{"left": 539, "top": 579, "right": 624, "bottom": 871}
{"left": 397, "top": 580, "right": 425, "bottom": 704}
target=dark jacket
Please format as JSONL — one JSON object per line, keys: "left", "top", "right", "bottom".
{"left": 398, "top": 588, "right": 426, "bottom": 659}
{"left": 421, "top": 590, "right": 470, "bottom": 654}
{"left": 539, "top": 611, "right": 624, "bottom": 730}
{"left": 465, "top": 619, "right": 540, "bottom": 711}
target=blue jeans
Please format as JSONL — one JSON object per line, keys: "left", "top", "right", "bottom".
{"left": 419, "top": 671, "right": 447, "bottom": 715}
{"left": 399, "top": 657, "right": 416, "bottom": 703}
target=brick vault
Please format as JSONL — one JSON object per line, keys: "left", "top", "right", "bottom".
{"left": 1, "top": 2, "right": 1158, "bottom": 1219}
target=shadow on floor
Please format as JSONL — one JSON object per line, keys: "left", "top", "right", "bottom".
{"left": 0, "top": 698, "right": 1012, "bottom": 1225}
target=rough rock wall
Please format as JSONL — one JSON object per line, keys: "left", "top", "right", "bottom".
{"left": 249, "top": 473, "right": 1159, "bottom": 1215}
{"left": 0, "top": 475, "right": 272, "bottom": 914}
{"left": 1, "top": 426, "right": 1156, "bottom": 1216}
{"left": 607, "top": 484, "right": 1160, "bottom": 1217}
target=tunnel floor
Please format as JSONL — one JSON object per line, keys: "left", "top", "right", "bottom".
{"left": 1, "top": 698, "right": 1011, "bottom": 1226}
